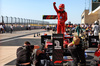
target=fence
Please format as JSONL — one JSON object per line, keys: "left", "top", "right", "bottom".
{"left": 0, "top": 16, "right": 49, "bottom": 32}
{"left": 0, "top": 16, "right": 49, "bottom": 26}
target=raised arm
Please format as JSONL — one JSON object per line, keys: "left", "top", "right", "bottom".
{"left": 53, "top": 2, "right": 58, "bottom": 13}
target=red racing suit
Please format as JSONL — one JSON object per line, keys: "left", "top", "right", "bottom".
{"left": 53, "top": 4, "right": 68, "bottom": 34}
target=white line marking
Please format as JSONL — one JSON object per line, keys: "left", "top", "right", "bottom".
{"left": 0, "top": 38, "right": 19, "bottom": 43}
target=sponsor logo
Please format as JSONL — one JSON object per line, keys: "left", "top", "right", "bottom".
{"left": 60, "top": 16, "right": 62, "bottom": 19}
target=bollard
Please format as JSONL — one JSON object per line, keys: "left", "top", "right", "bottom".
{"left": 37, "top": 33, "right": 38, "bottom": 36}
{"left": 34, "top": 33, "right": 35, "bottom": 37}
{"left": 39, "top": 32, "right": 40, "bottom": 36}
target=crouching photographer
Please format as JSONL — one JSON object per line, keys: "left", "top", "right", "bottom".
{"left": 16, "top": 41, "right": 39, "bottom": 66}
{"left": 68, "top": 35, "right": 86, "bottom": 66}
{"left": 35, "top": 50, "right": 54, "bottom": 66}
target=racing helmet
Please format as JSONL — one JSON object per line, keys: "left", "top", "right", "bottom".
{"left": 59, "top": 4, "right": 65, "bottom": 9}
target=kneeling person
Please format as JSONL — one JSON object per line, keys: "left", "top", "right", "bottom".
{"left": 16, "top": 41, "right": 39, "bottom": 66}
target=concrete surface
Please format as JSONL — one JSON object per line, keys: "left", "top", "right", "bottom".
{"left": 0, "top": 30, "right": 100, "bottom": 66}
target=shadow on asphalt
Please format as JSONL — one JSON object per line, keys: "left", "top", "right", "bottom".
{"left": 86, "top": 55, "right": 94, "bottom": 60}
{"left": 0, "top": 39, "right": 41, "bottom": 46}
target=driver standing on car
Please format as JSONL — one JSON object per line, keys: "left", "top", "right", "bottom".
{"left": 53, "top": 2, "right": 68, "bottom": 36}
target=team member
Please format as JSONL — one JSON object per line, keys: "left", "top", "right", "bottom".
{"left": 92, "top": 20, "right": 99, "bottom": 36}
{"left": 68, "top": 35, "right": 86, "bottom": 66}
{"left": 16, "top": 41, "right": 39, "bottom": 66}
{"left": 53, "top": 2, "right": 68, "bottom": 34}
{"left": 10, "top": 25, "right": 13, "bottom": 33}
{"left": 76, "top": 24, "right": 82, "bottom": 37}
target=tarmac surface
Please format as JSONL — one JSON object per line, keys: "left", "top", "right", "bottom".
{"left": 0, "top": 29, "right": 49, "bottom": 66}
{"left": 0, "top": 29, "right": 99, "bottom": 66}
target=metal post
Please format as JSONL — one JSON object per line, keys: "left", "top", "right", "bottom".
{"left": 29, "top": 19, "right": 30, "bottom": 25}
{"left": 11, "top": 17, "right": 13, "bottom": 25}
{"left": 21, "top": 18, "right": 23, "bottom": 25}
{"left": 1, "top": 16, "right": 4, "bottom": 24}
{"left": 27, "top": 19, "right": 28, "bottom": 26}
{"left": 14, "top": 17, "right": 16, "bottom": 26}
{"left": 25, "top": 19, "right": 26, "bottom": 26}
{"left": 31, "top": 20, "right": 32, "bottom": 26}
{"left": 33, "top": 20, "right": 34, "bottom": 26}
{"left": 24, "top": 18, "right": 25, "bottom": 26}
{"left": 6, "top": 16, "right": 8, "bottom": 26}
{"left": 18, "top": 18, "right": 20, "bottom": 26}
{"left": 43, "top": 21, "right": 44, "bottom": 26}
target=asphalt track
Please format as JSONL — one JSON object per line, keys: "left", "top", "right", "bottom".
{"left": 0, "top": 30, "right": 99, "bottom": 66}
{"left": 0, "top": 30, "right": 46, "bottom": 66}
{"left": 0, "top": 31, "right": 45, "bottom": 44}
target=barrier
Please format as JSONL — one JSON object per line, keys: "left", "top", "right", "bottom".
{"left": 37, "top": 33, "right": 38, "bottom": 36}
{"left": 53, "top": 34, "right": 63, "bottom": 66}
{"left": 38, "top": 33, "right": 40, "bottom": 36}
{"left": 34, "top": 33, "right": 36, "bottom": 37}
{"left": 33, "top": 32, "right": 41, "bottom": 37}
{"left": 89, "top": 36, "right": 99, "bottom": 48}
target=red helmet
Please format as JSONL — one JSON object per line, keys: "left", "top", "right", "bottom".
{"left": 59, "top": 4, "right": 65, "bottom": 9}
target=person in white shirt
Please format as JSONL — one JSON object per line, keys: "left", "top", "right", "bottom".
{"left": 10, "top": 25, "right": 13, "bottom": 33}
{"left": 92, "top": 21, "right": 99, "bottom": 36}
{"left": 0, "top": 25, "right": 3, "bottom": 33}
{"left": 46, "top": 25, "right": 50, "bottom": 31}
{"left": 28, "top": 24, "right": 31, "bottom": 30}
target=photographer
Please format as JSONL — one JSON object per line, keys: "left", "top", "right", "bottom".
{"left": 35, "top": 50, "right": 54, "bottom": 66}
{"left": 16, "top": 41, "right": 39, "bottom": 66}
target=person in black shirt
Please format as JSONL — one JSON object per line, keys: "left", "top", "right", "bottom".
{"left": 16, "top": 41, "right": 39, "bottom": 66}
{"left": 35, "top": 50, "right": 54, "bottom": 66}
{"left": 68, "top": 36, "right": 86, "bottom": 66}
